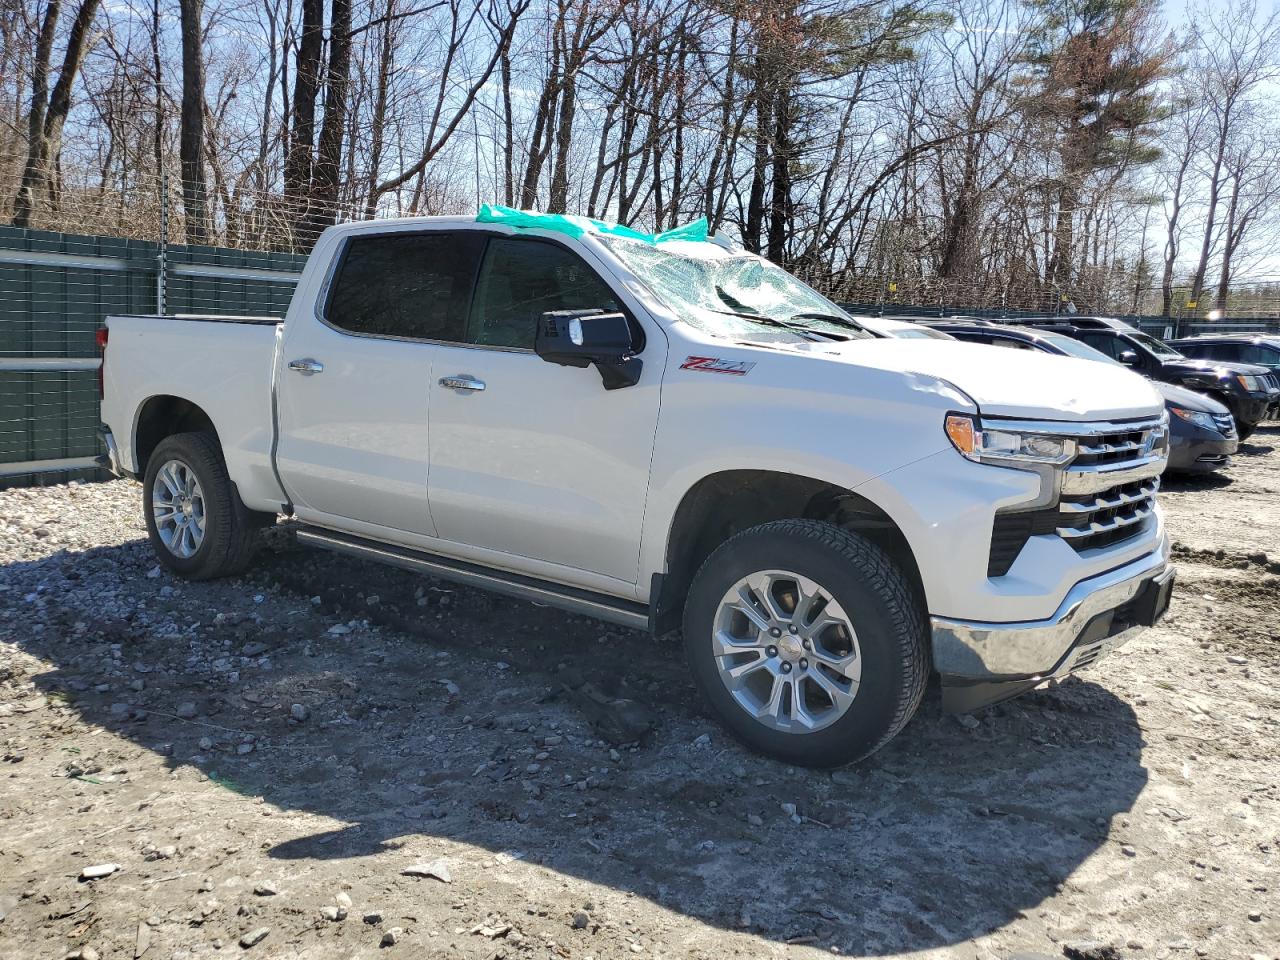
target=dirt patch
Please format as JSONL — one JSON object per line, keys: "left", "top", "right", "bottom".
{"left": 1, "top": 432, "right": 1278, "bottom": 960}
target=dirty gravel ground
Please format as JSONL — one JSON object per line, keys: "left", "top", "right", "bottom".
{"left": 1, "top": 430, "right": 1277, "bottom": 960}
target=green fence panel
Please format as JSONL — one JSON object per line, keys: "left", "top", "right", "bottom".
{"left": 0, "top": 225, "right": 301, "bottom": 490}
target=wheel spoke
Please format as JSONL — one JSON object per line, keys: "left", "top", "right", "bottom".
{"left": 726, "top": 655, "right": 772, "bottom": 685}
{"left": 731, "top": 586, "right": 772, "bottom": 633}
{"left": 745, "top": 572, "right": 784, "bottom": 621}
{"left": 790, "top": 582, "right": 819, "bottom": 629}
{"left": 805, "top": 666, "right": 858, "bottom": 711}
{"left": 160, "top": 464, "right": 182, "bottom": 497}
{"left": 712, "top": 629, "right": 764, "bottom": 657}
{"left": 808, "top": 644, "right": 858, "bottom": 678}
{"left": 788, "top": 682, "right": 819, "bottom": 730}
{"left": 761, "top": 674, "right": 786, "bottom": 722}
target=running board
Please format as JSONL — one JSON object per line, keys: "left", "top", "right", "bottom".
{"left": 294, "top": 526, "right": 651, "bottom": 632}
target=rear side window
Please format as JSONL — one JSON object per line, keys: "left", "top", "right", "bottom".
{"left": 1239, "top": 344, "right": 1280, "bottom": 366}
{"left": 326, "top": 233, "right": 485, "bottom": 341}
{"left": 1076, "top": 332, "right": 1123, "bottom": 359}
{"left": 1189, "top": 343, "right": 1236, "bottom": 361}
{"left": 467, "top": 238, "right": 622, "bottom": 349}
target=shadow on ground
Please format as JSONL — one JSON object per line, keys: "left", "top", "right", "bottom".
{"left": 5, "top": 533, "right": 1149, "bottom": 955}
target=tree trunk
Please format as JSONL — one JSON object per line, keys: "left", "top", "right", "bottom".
{"left": 547, "top": 61, "right": 577, "bottom": 213}
{"left": 11, "top": 0, "right": 99, "bottom": 229}
{"left": 178, "top": 0, "right": 208, "bottom": 242}
{"left": 766, "top": 88, "right": 791, "bottom": 265}
{"left": 12, "top": 0, "right": 60, "bottom": 228}
{"left": 743, "top": 60, "right": 769, "bottom": 253}
{"left": 283, "top": 0, "right": 324, "bottom": 228}
{"left": 306, "top": 0, "right": 353, "bottom": 241}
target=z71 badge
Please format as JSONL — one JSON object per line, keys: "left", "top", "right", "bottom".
{"left": 680, "top": 356, "right": 756, "bottom": 376}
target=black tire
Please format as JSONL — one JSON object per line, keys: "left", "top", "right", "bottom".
{"left": 1237, "top": 422, "right": 1255, "bottom": 441}
{"left": 143, "top": 431, "right": 268, "bottom": 580}
{"left": 682, "top": 519, "right": 929, "bottom": 768}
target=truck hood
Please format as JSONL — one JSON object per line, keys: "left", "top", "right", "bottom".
{"left": 767, "top": 337, "right": 1164, "bottom": 421}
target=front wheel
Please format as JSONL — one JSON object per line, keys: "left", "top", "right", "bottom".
{"left": 1237, "top": 421, "right": 1256, "bottom": 441}
{"left": 143, "top": 431, "right": 268, "bottom": 580}
{"left": 682, "top": 519, "right": 929, "bottom": 768}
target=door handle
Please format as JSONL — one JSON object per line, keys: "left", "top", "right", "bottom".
{"left": 288, "top": 358, "right": 324, "bottom": 375}
{"left": 439, "top": 375, "right": 486, "bottom": 392}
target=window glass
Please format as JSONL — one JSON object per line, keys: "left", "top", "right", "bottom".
{"left": 1128, "top": 332, "right": 1182, "bottom": 358}
{"left": 468, "top": 238, "right": 621, "bottom": 349}
{"left": 1238, "top": 343, "right": 1280, "bottom": 368}
{"left": 1036, "top": 332, "right": 1120, "bottom": 365}
{"left": 599, "top": 236, "right": 873, "bottom": 342}
{"left": 1076, "top": 332, "right": 1123, "bottom": 359}
{"left": 326, "top": 232, "right": 484, "bottom": 341}
{"left": 987, "top": 337, "right": 1036, "bottom": 351}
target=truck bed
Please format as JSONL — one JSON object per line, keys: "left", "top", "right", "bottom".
{"left": 100, "top": 313, "right": 287, "bottom": 511}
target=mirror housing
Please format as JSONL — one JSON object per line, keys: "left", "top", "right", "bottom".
{"left": 535, "top": 309, "right": 642, "bottom": 390}
{"left": 1118, "top": 350, "right": 1139, "bottom": 366}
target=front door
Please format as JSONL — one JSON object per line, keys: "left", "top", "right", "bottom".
{"left": 274, "top": 230, "right": 485, "bottom": 536}
{"left": 426, "top": 235, "right": 665, "bottom": 585}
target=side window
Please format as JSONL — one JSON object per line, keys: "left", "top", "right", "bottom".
{"left": 467, "top": 238, "right": 622, "bottom": 349}
{"left": 1238, "top": 344, "right": 1279, "bottom": 366}
{"left": 987, "top": 337, "right": 1036, "bottom": 351}
{"left": 1203, "top": 343, "right": 1239, "bottom": 361}
{"left": 326, "top": 233, "right": 484, "bottom": 341}
{"left": 1076, "top": 333, "right": 1121, "bottom": 359}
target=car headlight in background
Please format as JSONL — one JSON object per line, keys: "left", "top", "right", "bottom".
{"left": 1236, "top": 375, "right": 1261, "bottom": 391}
{"left": 1169, "top": 407, "right": 1217, "bottom": 431}
{"left": 944, "top": 414, "right": 1077, "bottom": 464}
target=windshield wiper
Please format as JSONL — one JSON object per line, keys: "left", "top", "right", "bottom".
{"left": 708, "top": 309, "right": 850, "bottom": 342}
{"left": 788, "top": 312, "right": 876, "bottom": 337}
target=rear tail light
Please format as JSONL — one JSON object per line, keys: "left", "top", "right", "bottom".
{"left": 96, "top": 326, "right": 108, "bottom": 398}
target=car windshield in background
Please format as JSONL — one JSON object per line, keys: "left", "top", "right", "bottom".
{"left": 1131, "top": 332, "right": 1183, "bottom": 358}
{"left": 601, "top": 238, "right": 873, "bottom": 341}
{"left": 1038, "top": 332, "right": 1121, "bottom": 365}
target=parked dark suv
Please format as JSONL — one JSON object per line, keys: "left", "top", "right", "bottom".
{"left": 1167, "top": 334, "right": 1280, "bottom": 419}
{"left": 924, "top": 320, "right": 1238, "bottom": 474}
{"left": 1014, "top": 317, "right": 1275, "bottom": 439}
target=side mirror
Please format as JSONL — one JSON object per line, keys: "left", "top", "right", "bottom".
{"left": 535, "top": 309, "right": 642, "bottom": 390}
{"left": 1118, "top": 350, "right": 1139, "bottom": 366}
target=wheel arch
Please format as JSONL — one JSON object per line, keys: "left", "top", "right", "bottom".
{"left": 652, "top": 469, "right": 926, "bottom": 636}
{"left": 132, "top": 395, "right": 221, "bottom": 475}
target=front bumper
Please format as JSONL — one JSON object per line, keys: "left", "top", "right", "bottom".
{"left": 1167, "top": 430, "right": 1237, "bottom": 474}
{"left": 1230, "top": 393, "right": 1271, "bottom": 427}
{"left": 932, "top": 543, "right": 1174, "bottom": 712}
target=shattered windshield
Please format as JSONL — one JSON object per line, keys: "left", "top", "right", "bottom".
{"left": 600, "top": 237, "right": 873, "bottom": 341}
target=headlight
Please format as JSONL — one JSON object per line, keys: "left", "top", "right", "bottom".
{"left": 1170, "top": 407, "right": 1216, "bottom": 431}
{"left": 944, "top": 414, "right": 1077, "bottom": 464}
{"left": 1237, "top": 375, "right": 1261, "bottom": 391}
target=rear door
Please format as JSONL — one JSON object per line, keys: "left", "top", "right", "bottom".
{"left": 425, "top": 235, "right": 664, "bottom": 586}
{"left": 274, "top": 230, "right": 484, "bottom": 536}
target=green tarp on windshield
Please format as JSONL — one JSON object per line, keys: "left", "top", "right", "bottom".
{"left": 476, "top": 204, "right": 708, "bottom": 245}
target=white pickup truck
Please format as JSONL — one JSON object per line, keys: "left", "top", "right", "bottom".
{"left": 98, "top": 212, "right": 1175, "bottom": 766}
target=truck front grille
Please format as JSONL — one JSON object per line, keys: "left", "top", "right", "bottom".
{"left": 987, "top": 416, "right": 1166, "bottom": 577}
{"left": 1055, "top": 478, "right": 1158, "bottom": 552}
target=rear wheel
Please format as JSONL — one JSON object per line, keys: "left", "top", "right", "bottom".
{"left": 682, "top": 519, "right": 928, "bottom": 767}
{"left": 143, "top": 432, "right": 269, "bottom": 580}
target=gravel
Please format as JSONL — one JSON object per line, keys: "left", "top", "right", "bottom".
{"left": 0, "top": 430, "right": 1278, "bottom": 959}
